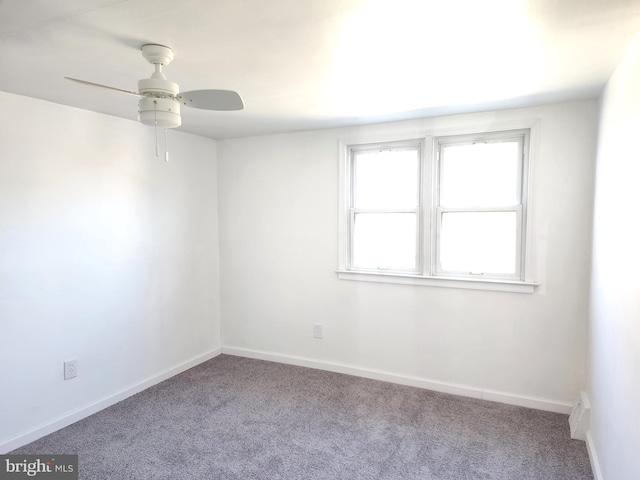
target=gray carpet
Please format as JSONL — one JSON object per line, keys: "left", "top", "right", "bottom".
{"left": 12, "top": 355, "right": 593, "bottom": 479}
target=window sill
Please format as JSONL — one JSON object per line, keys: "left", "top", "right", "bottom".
{"left": 336, "top": 270, "right": 538, "bottom": 293}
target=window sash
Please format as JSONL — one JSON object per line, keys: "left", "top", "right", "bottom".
{"left": 348, "top": 208, "right": 421, "bottom": 273}
{"left": 352, "top": 145, "right": 421, "bottom": 209}
{"left": 434, "top": 205, "right": 523, "bottom": 279}
{"left": 436, "top": 133, "right": 525, "bottom": 207}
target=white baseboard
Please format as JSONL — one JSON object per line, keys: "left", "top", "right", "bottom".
{"left": 0, "top": 348, "right": 221, "bottom": 454}
{"left": 2, "top": 346, "right": 574, "bottom": 454}
{"left": 221, "top": 346, "right": 573, "bottom": 414}
{"left": 586, "top": 431, "right": 603, "bottom": 480}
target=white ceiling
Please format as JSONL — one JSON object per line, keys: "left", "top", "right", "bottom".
{"left": 1, "top": 0, "right": 639, "bottom": 139}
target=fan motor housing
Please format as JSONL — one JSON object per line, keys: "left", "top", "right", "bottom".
{"left": 138, "top": 97, "right": 181, "bottom": 128}
{"left": 138, "top": 76, "right": 179, "bottom": 96}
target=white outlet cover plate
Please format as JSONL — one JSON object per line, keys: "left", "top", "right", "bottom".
{"left": 313, "top": 324, "right": 323, "bottom": 339}
{"left": 64, "top": 359, "right": 77, "bottom": 380}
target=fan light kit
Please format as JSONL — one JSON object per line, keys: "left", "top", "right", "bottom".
{"left": 66, "top": 44, "right": 243, "bottom": 160}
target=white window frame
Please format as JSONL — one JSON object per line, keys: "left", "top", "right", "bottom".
{"left": 348, "top": 141, "right": 423, "bottom": 274}
{"left": 433, "top": 130, "right": 528, "bottom": 281}
{"left": 337, "top": 122, "right": 539, "bottom": 294}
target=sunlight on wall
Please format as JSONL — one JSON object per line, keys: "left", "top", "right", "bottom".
{"left": 329, "top": 0, "right": 542, "bottom": 116}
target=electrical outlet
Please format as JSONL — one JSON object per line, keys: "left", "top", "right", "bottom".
{"left": 64, "top": 359, "right": 78, "bottom": 380}
{"left": 313, "top": 324, "right": 323, "bottom": 339}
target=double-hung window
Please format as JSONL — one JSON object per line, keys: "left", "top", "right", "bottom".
{"left": 435, "top": 131, "right": 528, "bottom": 280}
{"left": 349, "top": 142, "right": 422, "bottom": 273}
{"left": 338, "top": 127, "right": 536, "bottom": 293}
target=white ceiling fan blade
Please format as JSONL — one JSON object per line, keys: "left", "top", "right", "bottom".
{"left": 65, "top": 77, "right": 143, "bottom": 97}
{"left": 178, "top": 90, "right": 244, "bottom": 111}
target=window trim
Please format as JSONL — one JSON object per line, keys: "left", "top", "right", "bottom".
{"left": 337, "top": 120, "right": 539, "bottom": 294}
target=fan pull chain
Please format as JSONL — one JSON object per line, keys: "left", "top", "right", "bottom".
{"left": 154, "top": 99, "right": 159, "bottom": 157}
{"left": 164, "top": 129, "right": 169, "bottom": 162}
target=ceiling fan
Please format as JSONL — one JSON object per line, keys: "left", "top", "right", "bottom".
{"left": 65, "top": 44, "right": 243, "bottom": 130}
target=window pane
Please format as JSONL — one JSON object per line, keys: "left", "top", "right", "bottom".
{"left": 354, "top": 148, "right": 419, "bottom": 209}
{"left": 353, "top": 213, "right": 416, "bottom": 270}
{"left": 440, "top": 211, "right": 517, "bottom": 274}
{"left": 440, "top": 141, "right": 519, "bottom": 207}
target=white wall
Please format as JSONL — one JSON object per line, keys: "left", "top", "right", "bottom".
{"left": 588, "top": 36, "right": 640, "bottom": 480}
{"left": 217, "top": 100, "right": 598, "bottom": 408}
{"left": 0, "top": 92, "right": 221, "bottom": 450}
